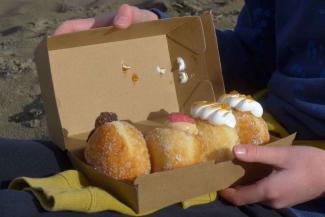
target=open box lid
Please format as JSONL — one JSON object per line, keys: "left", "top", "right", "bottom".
{"left": 35, "top": 12, "right": 225, "bottom": 150}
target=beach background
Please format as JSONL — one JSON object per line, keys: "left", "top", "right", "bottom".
{"left": 0, "top": 0, "right": 243, "bottom": 139}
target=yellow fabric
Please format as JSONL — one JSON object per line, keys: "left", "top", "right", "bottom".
{"left": 182, "top": 192, "right": 217, "bottom": 209}
{"left": 9, "top": 170, "right": 216, "bottom": 215}
{"left": 263, "top": 112, "right": 290, "bottom": 138}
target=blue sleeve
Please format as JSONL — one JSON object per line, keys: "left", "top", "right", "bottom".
{"left": 149, "top": 8, "right": 170, "bottom": 19}
{"left": 217, "top": 1, "right": 276, "bottom": 93}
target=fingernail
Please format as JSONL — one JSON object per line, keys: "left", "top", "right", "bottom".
{"left": 115, "top": 15, "right": 128, "bottom": 24}
{"left": 234, "top": 145, "right": 247, "bottom": 155}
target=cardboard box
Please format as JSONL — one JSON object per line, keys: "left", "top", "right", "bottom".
{"left": 35, "top": 12, "right": 296, "bottom": 213}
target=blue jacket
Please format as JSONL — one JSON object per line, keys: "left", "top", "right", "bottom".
{"left": 217, "top": 0, "right": 325, "bottom": 139}
{"left": 214, "top": 1, "right": 325, "bottom": 216}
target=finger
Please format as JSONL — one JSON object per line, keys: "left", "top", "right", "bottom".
{"left": 233, "top": 144, "right": 290, "bottom": 167}
{"left": 53, "top": 13, "right": 115, "bottom": 36}
{"left": 54, "top": 18, "right": 95, "bottom": 35}
{"left": 113, "top": 4, "right": 133, "bottom": 28}
{"left": 219, "top": 180, "right": 269, "bottom": 206}
{"left": 130, "top": 7, "right": 158, "bottom": 23}
{"left": 113, "top": 4, "right": 157, "bottom": 29}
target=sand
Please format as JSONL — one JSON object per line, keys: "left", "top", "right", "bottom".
{"left": 0, "top": 0, "right": 243, "bottom": 140}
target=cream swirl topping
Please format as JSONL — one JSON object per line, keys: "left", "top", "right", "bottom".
{"left": 191, "top": 101, "right": 236, "bottom": 128}
{"left": 218, "top": 93, "right": 263, "bottom": 117}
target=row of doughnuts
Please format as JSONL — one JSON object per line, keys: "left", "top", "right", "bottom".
{"left": 84, "top": 92, "right": 270, "bottom": 182}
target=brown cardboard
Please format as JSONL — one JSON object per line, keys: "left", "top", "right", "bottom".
{"left": 35, "top": 11, "right": 296, "bottom": 214}
{"left": 36, "top": 13, "right": 220, "bottom": 150}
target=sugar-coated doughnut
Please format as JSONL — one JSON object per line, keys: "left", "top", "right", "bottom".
{"left": 191, "top": 101, "right": 240, "bottom": 162}
{"left": 233, "top": 110, "right": 270, "bottom": 145}
{"left": 145, "top": 113, "right": 205, "bottom": 172}
{"left": 85, "top": 113, "right": 150, "bottom": 182}
{"left": 196, "top": 119, "right": 239, "bottom": 162}
{"left": 218, "top": 91, "right": 270, "bottom": 145}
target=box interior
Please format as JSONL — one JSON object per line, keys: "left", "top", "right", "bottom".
{"left": 39, "top": 15, "right": 224, "bottom": 151}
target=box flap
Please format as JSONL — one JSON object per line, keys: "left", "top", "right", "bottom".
{"left": 36, "top": 12, "right": 223, "bottom": 150}
{"left": 134, "top": 160, "right": 244, "bottom": 212}
{"left": 133, "top": 133, "right": 296, "bottom": 212}
{"left": 47, "top": 17, "right": 206, "bottom": 54}
{"left": 267, "top": 133, "right": 296, "bottom": 147}
{"left": 200, "top": 12, "right": 225, "bottom": 97}
{"left": 35, "top": 39, "right": 65, "bottom": 148}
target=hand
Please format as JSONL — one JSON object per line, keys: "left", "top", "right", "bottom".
{"left": 219, "top": 144, "right": 325, "bottom": 209}
{"left": 54, "top": 4, "right": 158, "bottom": 36}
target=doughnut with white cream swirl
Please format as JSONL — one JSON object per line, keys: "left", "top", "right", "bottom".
{"left": 191, "top": 101, "right": 237, "bottom": 128}
{"left": 218, "top": 91, "right": 270, "bottom": 145}
{"left": 218, "top": 92, "right": 263, "bottom": 117}
{"left": 190, "top": 101, "right": 240, "bottom": 162}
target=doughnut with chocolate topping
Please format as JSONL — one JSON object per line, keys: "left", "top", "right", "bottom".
{"left": 85, "top": 112, "right": 151, "bottom": 182}
{"left": 95, "top": 112, "right": 118, "bottom": 128}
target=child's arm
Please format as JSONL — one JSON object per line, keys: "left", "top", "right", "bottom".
{"left": 220, "top": 144, "right": 325, "bottom": 208}
{"left": 217, "top": 2, "right": 276, "bottom": 93}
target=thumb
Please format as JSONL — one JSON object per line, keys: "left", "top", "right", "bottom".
{"left": 113, "top": 4, "right": 158, "bottom": 29}
{"left": 233, "top": 144, "right": 289, "bottom": 167}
